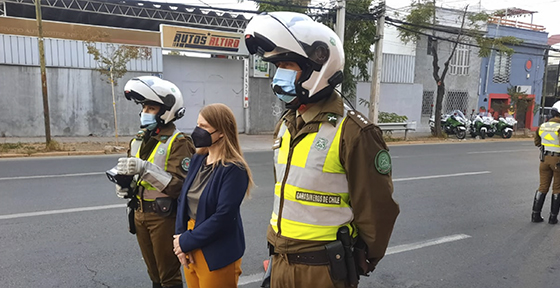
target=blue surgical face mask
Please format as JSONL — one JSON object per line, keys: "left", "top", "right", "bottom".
{"left": 140, "top": 112, "right": 157, "bottom": 127}
{"left": 271, "top": 68, "right": 298, "bottom": 103}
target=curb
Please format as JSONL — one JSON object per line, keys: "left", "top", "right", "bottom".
{"left": 0, "top": 150, "right": 110, "bottom": 158}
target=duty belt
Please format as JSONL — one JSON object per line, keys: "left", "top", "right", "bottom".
{"left": 286, "top": 249, "right": 330, "bottom": 266}
{"left": 544, "top": 151, "right": 560, "bottom": 157}
{"left": 139, "top": 200, "right": 158, "bottom": 213}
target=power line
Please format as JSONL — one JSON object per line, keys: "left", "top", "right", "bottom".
{"left": 386, "top": 20, "right": 560, "bottom": 58}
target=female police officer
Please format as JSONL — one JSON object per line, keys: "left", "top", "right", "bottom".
{"left": 115, "top": 76, "right": 195, "bottom": 288}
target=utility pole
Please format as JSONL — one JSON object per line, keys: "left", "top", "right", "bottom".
{"left": 335, "top": 0, "right": 346, "bottom": 43}
{"left": 540, "top": 49, "right": 549, "bottom": 125}
{"left": 335, "top": 0, "right": 345, "bottom": 94}
{"left": 35, "top": 0, "right": 51, "bottom": 145}
{"left": 369, "top": 1, "right": 385, "bottom": 124}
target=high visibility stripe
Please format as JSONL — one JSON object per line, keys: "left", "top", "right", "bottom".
{"left": 324, "top": 119, "right": 346, "bottom": 173}
{"left": 290, "top": 132, "right": 316, "bottom": 168}
{"left": 278, "top": 217, "right": 350, "bottom": 241}
{"left": 284, "top": 165, "right": 348, "bottom": 193}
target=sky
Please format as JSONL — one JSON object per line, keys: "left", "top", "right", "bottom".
{"left": 159, "top": 0, "right": 560, "bottom": 37}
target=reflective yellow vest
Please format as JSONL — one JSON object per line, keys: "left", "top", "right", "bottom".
{"left": 539, "top": 122, "right": 560, "bottom": 153}
{"left": 130, "top": 130, "right": 181, "bottom": 201}
{"left": 272, "top": 115, "right": 356, "bottom": 241}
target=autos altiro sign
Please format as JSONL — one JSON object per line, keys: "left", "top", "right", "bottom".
{"left": 161, "top": 25, "right": 248, "bottom": 55}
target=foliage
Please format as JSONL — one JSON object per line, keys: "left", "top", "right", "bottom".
{"left": 398, "top": 0, "right": 521, "bottom": 57}
{"left": 84, "top": 41, "right": 152, "bottom": 85}
{"left": 255, "top": 0, "right": 375, "bottom": 100}
{"left": 507, "top": 86, "right": 534, "bottom": 128}
{"left": 378, "top": 112, "right": 408, "bottom": 123}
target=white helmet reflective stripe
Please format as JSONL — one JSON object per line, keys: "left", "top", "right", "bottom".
{"left": 124, "top": 76, "right": 185, "bottom": 125}
{"left": 244, "top": 12, "right": 344, "bottom": 104}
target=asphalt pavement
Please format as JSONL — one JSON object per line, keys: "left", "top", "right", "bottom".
{"left": 2, "top": 139, "right": 557, "bottom": 288}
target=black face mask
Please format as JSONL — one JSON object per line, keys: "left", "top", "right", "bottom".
{"left": 191, "top": 126, "right": 217, "bottom": 148}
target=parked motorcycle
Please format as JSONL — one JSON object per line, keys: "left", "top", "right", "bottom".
{"left": 469, "top": 112, "right": 495, "bottom": 139}
{"left": 429, "top": 110, "right": 468, "bottom": 139}
{"left": 492, "top": 114, "right": 517, "bottom": 139}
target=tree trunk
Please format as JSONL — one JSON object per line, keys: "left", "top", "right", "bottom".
{"left": 435, "top": 82, "right": 445, "bottom": 137}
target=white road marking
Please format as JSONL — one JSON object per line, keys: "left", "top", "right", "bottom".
{"left": 467, "top": 149, "right": 533, "bottom": 154}
{"left": 238, "top": 234, "right": 471, "bottom": 286}
{"left": 386, "top": 234, "right": 471, "bottom": 255}
{"left": 238, "top": 272, "right": 266, "bottom": 286}
{"left": 0, "top": 172, "right": 490, "bottom": 220}
{"left": 0, "top": 204, "right": 125, "bottom": 220}
{"left": 0, "top": 172, "right": 104, "bottom": 181}
{"left": 394, "top": 171, "right": 491, "bottom": 182}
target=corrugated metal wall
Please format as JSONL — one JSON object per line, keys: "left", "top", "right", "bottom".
{"left": 0, "top": 34, "right": 163, "bottom": 72}
{"left": 353, "top": 53, "right": 415, "bottom": 84}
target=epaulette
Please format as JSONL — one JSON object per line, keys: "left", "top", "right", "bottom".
{"left": 346, "top": 110, "right": 373, "bottom": 129}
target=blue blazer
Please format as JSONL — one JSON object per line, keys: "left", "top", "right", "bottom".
{"left": 175, "top": 153, "right": 249, "bottom": 271}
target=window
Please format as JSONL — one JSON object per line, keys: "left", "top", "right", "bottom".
{"left": 493, "top": 53, "right": 512, "bottom": 84}
{"left": 444, "top": 90, "right": 469, "bottom": 114}
{"left": 449, "top": 44, "right": 470, "bottom": 75}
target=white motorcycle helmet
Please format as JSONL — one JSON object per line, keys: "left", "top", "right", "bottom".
{"left": 552, "top": 101, "right": 560, "bottom": 117}
{"left": 244, "top": 12, "right": 344, "bottom": 105}
{"left": 124, "top": 76, "right": 185, "bottom": 125}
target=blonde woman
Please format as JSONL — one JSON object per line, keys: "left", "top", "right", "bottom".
{"left": 173, "top": 103, "right": 254, "bottom": 288}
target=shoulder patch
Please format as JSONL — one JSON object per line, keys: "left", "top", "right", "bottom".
{"left": 375, "top": 149, "right": 392, "bottom": 175}
{"left": 181, "top": 157, "right": 191, "bottom": 172}
{"left": 347, "top": 110, "right": 372, "bottom": 129}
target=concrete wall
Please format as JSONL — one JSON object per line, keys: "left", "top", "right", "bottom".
{"left": 246, "top": 77, "right": 284, "bottom": 134}
{"left": 355, "top": 82, "right": 423, "bottom": 126}
{"left": 162, "top": 55, "right": 245, "bottom": 133}
{"left": 0, "top": 64, "right": 151, "bottom": 137}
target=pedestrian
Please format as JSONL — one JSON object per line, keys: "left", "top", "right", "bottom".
{"left": 533, "top": 101, "right": 560, "bottom": 224}
{"left": 244, "top": 12, "right": 400, "bottom": 288}
{"left": 114, "top": 76, "right": 195, "bottom": 288}
{"left": 173, "top": 103, "right": 254, "bottom": 288}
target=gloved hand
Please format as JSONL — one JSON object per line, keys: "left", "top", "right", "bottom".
{"left": 116, "top": 184, "right": 130, "bottom": 199}
{"left": 117, "top": 157, "right": 146, "bottom": 176}
{"left": 115, "top": 179, "right": 137, "bottom": 198}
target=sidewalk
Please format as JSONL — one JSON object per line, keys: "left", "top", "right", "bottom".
{"left": 0, "top": 134, "right": 274, "bottom": 157}
{"left": 0, "top": 131, "right": 533, "bottom": 158}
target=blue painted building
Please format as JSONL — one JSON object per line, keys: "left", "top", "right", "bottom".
{"left": 478, "top": 21, "right": 549, "bottom": 131}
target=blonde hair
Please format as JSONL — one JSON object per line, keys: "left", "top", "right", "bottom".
{"left": 197, "top": 103, "right": 254, "bottom": 195}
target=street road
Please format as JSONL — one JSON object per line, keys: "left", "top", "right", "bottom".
{"left": 1, "top": 140, "right": 558, "bottom": 288}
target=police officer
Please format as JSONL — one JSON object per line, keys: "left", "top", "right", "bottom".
{"left": 244, "top": 12, "right": 400, "bottom": 288}
{"left": 115, "top": 76, "right": 195, "bottom": 288}
{"left": 533, "top": 101, "right": 560, "bottom": 224}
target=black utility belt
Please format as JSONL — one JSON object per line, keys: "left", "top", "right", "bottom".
{"left": 544, "top": 151, "right": 560, "bottom": 157}
{"left": 138, "top": 198, "right": 176, "bottom": 217}
{"left": 285, "top": 249, "right": 330, "bottom": 266}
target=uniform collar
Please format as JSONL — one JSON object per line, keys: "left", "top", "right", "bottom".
{"left": 297, "top": 92, "right": 344, "bottom": 126}
{"left": 550, "top": 117, "right": 560, "bottom": 123}
{"left": 137, "top": 123, "right": 176, "bottom": 143}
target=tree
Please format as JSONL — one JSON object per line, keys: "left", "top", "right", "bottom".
{"left": 508, "top": 86, "right": 537, "bottom": 131}
{"left": 84, "top": 38, "right": 151, "bottom": 145}
{"left": 253, "top": 0, "right": 375, "bottom": 100}
{"left": 396, "top": 0, "right": 521, "bottom": 137}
